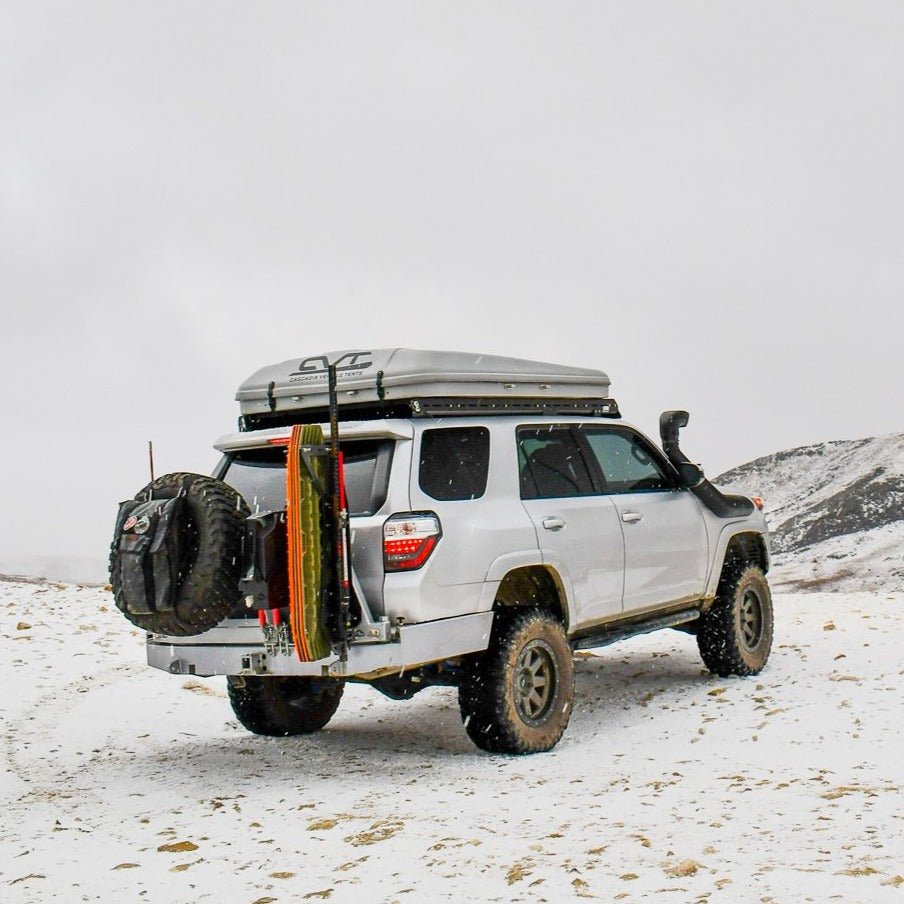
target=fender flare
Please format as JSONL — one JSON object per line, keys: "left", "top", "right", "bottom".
{"left": 479, "top": 551, "right": 575, "bottom": 625}
{"left": 704, "top": 528, "right": 770, "bottom": 599}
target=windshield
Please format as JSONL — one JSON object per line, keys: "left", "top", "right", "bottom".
{"left": 220, "top": 439, "right": 394, "bottom": 516}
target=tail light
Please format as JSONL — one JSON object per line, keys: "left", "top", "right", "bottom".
{"left": 383, "top": 513, "right": 442, "bottom": 572}
{"left": 752, "top": 496, "right": 764, "bottom": 511}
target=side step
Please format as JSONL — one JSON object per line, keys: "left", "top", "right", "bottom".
{"left": 571, "top": 608, "right": 701, "bottom": 652}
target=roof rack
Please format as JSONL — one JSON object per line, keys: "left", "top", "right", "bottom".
{"left": 239, "top": 395, "right": 619, "bottom": 431}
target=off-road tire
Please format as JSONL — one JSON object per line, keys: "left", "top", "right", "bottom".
{"left": 458, "top": 608, "right": 574, "bottom": 754}
{"left": 697, "top": 563, "right": 773, "bottom": 677}
{"left": 110, "top": 472, "right": 248, "bottom": 636}
{"left": 227, "top": 676, "right": 345, "bottom": 736}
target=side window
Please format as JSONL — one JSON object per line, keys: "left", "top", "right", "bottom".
{"left": 583, "top": 429, "right": 674, "bottom": 494}
{"left": 419, "top": 427, "right": 490, "bottom": 501}
{"left": 518, "top": 427, "right": 595, "bottom": 499}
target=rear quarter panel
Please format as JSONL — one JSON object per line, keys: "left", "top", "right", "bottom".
{"left": 386, "top": 419, "right": 539, "bottom": 623}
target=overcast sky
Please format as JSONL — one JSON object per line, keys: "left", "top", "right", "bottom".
{"left": 2, "top": 1, "right": 903, "bottom": 565}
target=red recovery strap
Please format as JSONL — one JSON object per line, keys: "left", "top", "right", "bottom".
{"left": 286, "top": 424, "right": 311, "bottom": 661}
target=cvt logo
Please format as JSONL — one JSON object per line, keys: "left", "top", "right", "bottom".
{"left": 290, "top": 351, "right": 374, "bottom": 377}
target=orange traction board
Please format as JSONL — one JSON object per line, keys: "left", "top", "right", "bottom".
{"left": 286, "top": 424, "right": 332, "bottom": 662}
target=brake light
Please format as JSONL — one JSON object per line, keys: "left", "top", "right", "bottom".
{"left": 383, "top": 513, "right": 442, "bottom": 572}
{"left": 752, "top": 496, "right": 764, "bottom": 511}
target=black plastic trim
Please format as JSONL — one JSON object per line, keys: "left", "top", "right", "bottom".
{"left": 571, "top": 607, "right": 701, "bottom": 651}
{"left": 659, "top": 410, "right": 754, "bottom": 519}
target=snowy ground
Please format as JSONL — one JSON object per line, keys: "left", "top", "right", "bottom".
{"left": 2, "top": 581, "right": 902, "bottom": 904}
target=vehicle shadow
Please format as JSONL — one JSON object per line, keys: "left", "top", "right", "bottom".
{"left": 76, "top": 636, "right": 719, "bottom": 797}
{"left": 142, "top": 639, "right": 713, "bottom": 780}
{"left": 567, "top": 640, "right": 713, "bottom": 730}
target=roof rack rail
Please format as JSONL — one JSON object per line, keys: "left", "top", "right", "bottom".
{"left": 239, "top": 395, "right": 619, "bottom": 431}
{"left": 409, "top": 396, "right": 619, "bottom": 418}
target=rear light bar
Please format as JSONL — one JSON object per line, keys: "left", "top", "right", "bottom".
{"left": 383, "top": 512, "right": 442, "bottom": 572}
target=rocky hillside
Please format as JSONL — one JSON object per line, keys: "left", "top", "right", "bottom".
{"left": 715, "top": 433, "right": 904, "bottom": 592}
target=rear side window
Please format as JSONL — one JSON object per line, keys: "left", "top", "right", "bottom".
{"left": 419, "top": 427, "right": 490, "bottom": 501}
{"left": 221, "top": 439, "right": 394, "bottom": 515}
{"left": 518, "top": 426, "right": 595, "bottom": 499}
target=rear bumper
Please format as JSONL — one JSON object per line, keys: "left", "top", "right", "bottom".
{"left": 146, "top": 611, "right": 494, "bottom": 679}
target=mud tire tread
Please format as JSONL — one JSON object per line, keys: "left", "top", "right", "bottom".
{"left": 227, "top": 676, "right": 344, "bottom": 736}
{"left": 458, "top": 608, "right": 574, "bottom": 754}
{"left": 697, "top": 563, "right": 773, "bottom": 677}
{"left": 109, "top": 472, "right": 249, "bottom": 636}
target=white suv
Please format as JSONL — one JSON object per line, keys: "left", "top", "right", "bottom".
{"left": 111, "top": 350, "right": 773, "bottom": 754}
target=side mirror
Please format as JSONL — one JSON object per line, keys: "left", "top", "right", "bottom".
{"left": 677, "top": 461, "right": 705, "bottom": 488}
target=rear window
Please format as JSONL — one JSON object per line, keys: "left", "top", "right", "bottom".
{"left": 221, "top": 439, "right": 394, "bottom": 516}
{"left": 419, "top": 427, "right": 490, "bottom": 501}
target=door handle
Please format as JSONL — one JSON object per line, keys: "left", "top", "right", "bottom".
{"left": 621, "top": 511, "right": 642, "bottom": 523}
{"left": 542, "top": 516, "right": 566, "bottom": 531}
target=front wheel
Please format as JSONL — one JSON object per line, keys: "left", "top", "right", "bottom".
{"left": 697, "top": 563, "right": 773, "bottom": 677}
{"left": 458, "top": 609, "right": 574, "bottom": 754}
{"left": 227, "top": 676, "right": 344, "bottom": 736}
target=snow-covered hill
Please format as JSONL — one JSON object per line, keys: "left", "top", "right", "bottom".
{"left": 715, "top": 433, "right": 904, "bottom": 593}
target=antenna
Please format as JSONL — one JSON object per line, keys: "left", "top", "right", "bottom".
{"left": 148, "top": 441, "right": 155, "bottom": 482}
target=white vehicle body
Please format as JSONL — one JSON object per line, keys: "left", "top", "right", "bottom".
{"left": 147, "top": 413, "right": 769, "bottom": 680}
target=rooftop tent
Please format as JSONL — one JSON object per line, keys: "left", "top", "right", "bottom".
{"left": 236, "top": 348, "right": 617, "bottom": 426}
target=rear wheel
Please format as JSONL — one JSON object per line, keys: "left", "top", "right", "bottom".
{"left": 458, "top": 608, "right": 574, "bottom": 754}
{"left": 697, "top": 563, "right": 773, "bottom": 676}
{"left": 227, "top": 675, "right": 345, "bottom": 736}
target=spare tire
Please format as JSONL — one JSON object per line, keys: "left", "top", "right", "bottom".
{"left": 110, "top": 472, "right": 249, "bottom": 636}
